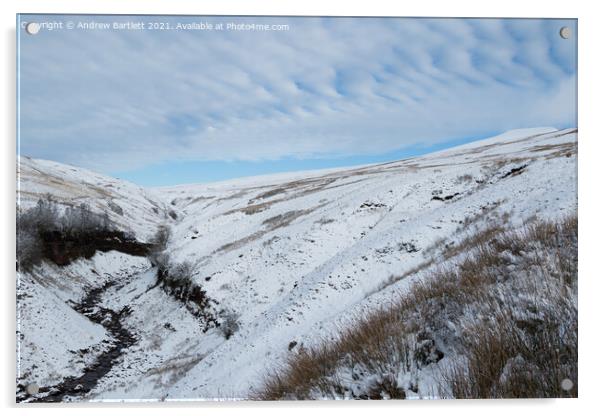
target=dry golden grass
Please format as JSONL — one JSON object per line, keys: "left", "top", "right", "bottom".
{"left": 256, "top": 214, "right": 577, "bottom": 400}
{"left": 257, "top": 305, "right": 412, "bottom": 400}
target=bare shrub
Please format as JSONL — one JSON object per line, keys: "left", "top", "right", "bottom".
{"left": 158, "top": 261, "right": 219, "bottom": 332}
{"left": 17, "top": 198, "right": 60, "bottom": 268}
{"left": 218, "top": 308, "right": 240, "bottom": 340}
{"left": 17, "top": 197, "right": 118, "bottom": 270}
{"left": 21, "top": 196, "right": 60, "bottom": 233}
{"left": 61, "top": 203, "right": 111, "bottom": 233}
{"left": 148, "top": 224, "right": 171, "bottom": 269}
{"left": 153, "top": 225, "right": 171, "bottom": 250}
{"left": 161, "top": 262, "right": 195, "bottom": 297}
{"left": 16, "top": 226, "right": 43, "bottom": 271}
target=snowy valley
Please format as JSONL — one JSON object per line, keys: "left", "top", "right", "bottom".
{"left": 16, "top": 127, "right": 578, "bottom": 401}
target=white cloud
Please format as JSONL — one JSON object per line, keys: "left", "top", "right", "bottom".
{"left": 18, "top": 16, "right": 577, "bottom": 173}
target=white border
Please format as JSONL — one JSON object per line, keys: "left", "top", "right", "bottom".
{"left": 2, "top": 1, "right": 600, "bottom": 415}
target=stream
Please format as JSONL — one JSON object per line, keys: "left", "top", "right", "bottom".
{"left": 24, "top": 280, "right": 138, "bottom": 402}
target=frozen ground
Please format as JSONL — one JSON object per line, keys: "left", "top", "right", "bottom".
{"left": 16, "top": 127, "right": 577, "bottom": 401}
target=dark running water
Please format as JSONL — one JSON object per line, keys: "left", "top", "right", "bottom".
{"left": 19, "top": 280, "right": 138, "bottom": 402}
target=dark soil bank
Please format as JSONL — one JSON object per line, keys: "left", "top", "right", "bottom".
{"left": 42, "top": 230, "right": 152, "bottom": 266}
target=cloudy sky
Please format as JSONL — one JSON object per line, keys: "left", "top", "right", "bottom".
{"left": 18, "top": 16, "right": 577, "bottom": 186}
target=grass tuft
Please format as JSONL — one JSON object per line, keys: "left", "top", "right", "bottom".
{"left": 256, "top": 214, "right": 577, "bottom": 399}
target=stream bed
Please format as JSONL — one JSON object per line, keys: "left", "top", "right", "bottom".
{"left": 20, "top": 280, "right": 138, "bottom": 402}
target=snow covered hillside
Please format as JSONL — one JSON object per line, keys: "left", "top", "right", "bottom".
{"left": 17, "top": 156, "right": 171, "bottom": 242}
{"left": 16, "top": 127, "right": 577, "bottom": 401}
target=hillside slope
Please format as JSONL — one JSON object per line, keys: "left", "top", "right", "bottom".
{"left": 16, "top": 127, "right": 577, "bottom": 401}
{"left": 158, "top": 126, "right": 577, "bottom": 399}
{"left": 17, "top": 156, "right": 170, "bottom": 241}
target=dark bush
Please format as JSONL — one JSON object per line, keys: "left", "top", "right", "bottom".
{"left": 148, "top": 225, "right": 171, "bottom": 270}
{"left": 218, "top": 308, "right": 240, "bottom": 339}
{"left": 16, "top": 225, "right": 43, "bottom": 270}
{"left": 157, "top": 261, "right": 219, "bottom": 332}
{"left": 16, "top": 196, "right": 146, "bottom": 270}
